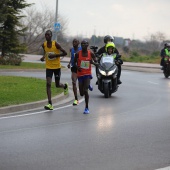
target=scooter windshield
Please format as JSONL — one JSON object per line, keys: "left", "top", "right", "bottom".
{"left": 100, "top": 55, "right": 115, "bottom": 71}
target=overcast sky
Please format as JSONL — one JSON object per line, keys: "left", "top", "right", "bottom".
{"left": 26, "top": 0, "right": 170, "bottom": 41}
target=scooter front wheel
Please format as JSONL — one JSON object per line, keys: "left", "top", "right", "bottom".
{"left": 164, "top": 72, "right": 169, "bottom": 78}
{"left": 104, "top": 83, "right": 109, "bottom": 98}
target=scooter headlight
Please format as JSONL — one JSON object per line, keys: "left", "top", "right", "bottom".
{"left": 107, "top": 68, "right": 116, "bottom": 76}
{"left": 99, "top": 68, "right": 106, "bottom": 76}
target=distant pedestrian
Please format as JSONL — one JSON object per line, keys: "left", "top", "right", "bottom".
{"left": 40, "top": 30, "right": 68, "bottom": 110}
{"left": 74, "top": 40, "right": 98, "bottom": 114}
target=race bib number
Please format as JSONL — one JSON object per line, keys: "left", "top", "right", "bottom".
{"left": 102, "top": 56, "right": 113, "bottom": 63}
{"left": 80, "top": 61, "right": 90, "bottom": 69}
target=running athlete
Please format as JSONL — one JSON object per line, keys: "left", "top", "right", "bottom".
{"left": 74, "top": 40, "right": 98, "bottom": 114}
{"left": 40, "top": 30, "right": 68, "bottom": 110}
{"left": 67, "top": 39, "right": 82, "bottom": 106}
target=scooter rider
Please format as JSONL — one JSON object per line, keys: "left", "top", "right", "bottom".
{"left": 160, "top": 43, "right": 170, "bottom": 70}
{"left": 96, "top": 35, "right": 123, "bottom": 84}
{"left": 97, "top": 35, "right": 119, "bottom": 56}
{"left": 99, "top": 42, "right": 122, "bottom": 66}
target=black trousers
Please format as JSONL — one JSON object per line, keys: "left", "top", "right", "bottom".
{"left": 117, "top": 65, "right": 121, "bottom": 80}
{"left": 160, "top": 57, "right": 164, "bottom": 66}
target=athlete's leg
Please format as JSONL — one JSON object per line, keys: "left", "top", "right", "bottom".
{"left": 46, "top": 77, "right": 52, "bottom": 104}
{"left": 44, "top": 69, "right": 54, "bottom": 110}
{"left": 71, "top": 67, "right": 78, "bottom": 100}
{"left": 54, "top": 68, "right": 68, "bottom": 95}
{"left": 78, "top": 80, "right": 84, "bottom": 97}
{"left": 72, "top": 73, "right": 78, "bottom": 98}
{"left": 46, "top": 69, "right": 53, "bottom": 104}
{"left": 54, "top": 68, "right": 64, "bottom": 88}
{"left": 83, "top": 78, "right": 91, "bottom": 109}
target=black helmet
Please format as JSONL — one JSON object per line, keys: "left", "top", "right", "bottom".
{"left": 166, "top": 43, "right": 170, "bottom": 47}
{"left": 104, "top": 35, "right": 114, "bottom": 44}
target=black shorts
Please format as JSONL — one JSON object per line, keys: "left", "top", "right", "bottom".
{"left": 71, "top": 66, "right": 77, "bottom": 73}
{"left": 46, "top": 68, "right": 61, "bottom": 80}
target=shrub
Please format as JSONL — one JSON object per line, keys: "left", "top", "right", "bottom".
{"left": 0, "top": 53, "right": 24, "bottom": 66}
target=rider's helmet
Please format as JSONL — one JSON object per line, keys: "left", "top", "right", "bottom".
{"left": 104, "top": 35, "right": 114, "bottom": 44}
{"left": 166, "top": 43, "right": 170, "bottom": 50}
{"left": 105, "top": 42, "right": 115, "bottom": 52}
{"left": 166, "top": 43, "right": 170, "bottom": 47}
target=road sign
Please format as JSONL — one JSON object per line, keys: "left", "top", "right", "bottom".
{"left": 54, "top": 22, "right": 61, "bottom": 31}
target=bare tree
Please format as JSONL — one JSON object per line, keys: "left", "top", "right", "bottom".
{"left": 144, "top": 32, "right": 166, "bottom": 52}
{"left": 20, "top": 7, "right": 69, "bottom": 54}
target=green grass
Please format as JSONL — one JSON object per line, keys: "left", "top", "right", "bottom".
{"left": 0, "top": 62, "right": 46, "bottom": 69}
{"left": 0, "top": 62, "right": 65, "bottom": 69}
{"left": 0, "top": 76, "right": 64, "bottom": 107}
{"left": 122, "top": 55, "right": 160, "bottom": 64}
{"left": 122, "top": 51, "right": 160, "bottom": 64}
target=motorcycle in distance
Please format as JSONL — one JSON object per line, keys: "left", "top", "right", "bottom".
{"left": 163, "top": 56, "right": 170, "bottom": 78}
{"left": 90, "top": 46, "right": 119, "bottom": 98}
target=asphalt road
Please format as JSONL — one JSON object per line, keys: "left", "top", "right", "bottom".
{"left": 0, "top": 67, "right": 170, "bottom": 170}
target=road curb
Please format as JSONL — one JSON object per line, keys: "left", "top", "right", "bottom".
{"left": 0, "top": 92, "right": 71, "bottom": 115}
{"left": 122, "top": 65, "right": 162, "bottom": 73}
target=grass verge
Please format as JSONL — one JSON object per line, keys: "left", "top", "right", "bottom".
{"left": 0, "top": 62, "right": 46, "bottom": 69}
{"left": 0, "top": 76, "right": 63, "bottom": 107}
{"left": 0, "top": 62, "right": 65, "bottom": 69}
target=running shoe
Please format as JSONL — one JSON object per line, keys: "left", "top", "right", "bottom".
{"left": 83, "top": 108, "right": 90, "bottom": 114}
{"left": 44, "top": 104, "right": 53, "bottom": 110}
{"left": 64, "top": 83, "right": 69, "bottom": 95}
{"left": 73, "top": 100, "right": 79, "bottom": 106}
{"left": 88, "top": 84, "right": 93, "bottom": 91}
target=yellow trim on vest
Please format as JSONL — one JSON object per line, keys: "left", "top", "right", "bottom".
{"left": 103, "top": 53, "right": 117, "bottom": 58}
{"left": 44, "top": 41, "right": 61, "bottom": 69}
{"left": 165, "top": 48, "right": 170, "bottom": 57}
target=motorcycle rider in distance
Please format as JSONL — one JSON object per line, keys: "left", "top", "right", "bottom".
{"left": 95, "top": 35, "right": 123, "bottom": 84}
{"left": 160, "top": 43, "right": 170, "bottom": 70}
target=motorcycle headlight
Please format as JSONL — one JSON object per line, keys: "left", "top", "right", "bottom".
{"left": 107, "top": 68, "right": 116, "bottom": 76}
{"left": 99, "top": 68, "right": 106, "bottom": 76}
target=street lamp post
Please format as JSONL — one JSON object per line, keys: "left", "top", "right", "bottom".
{"left": 54, "top": 0, "right": 58, "bottom": 41}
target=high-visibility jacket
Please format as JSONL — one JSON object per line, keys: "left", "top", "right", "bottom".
{"left": 165, "top": 48, "right": 170, "bottom": 57}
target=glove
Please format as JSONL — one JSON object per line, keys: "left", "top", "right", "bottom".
{"left": 67, "top": 64, "right": 70, "bottom": 68}
{"left": 117, "top": 59, "right": 123, "bottom": 65}
{"left": 40, "top": 57, "right": 44, "bottom": 62}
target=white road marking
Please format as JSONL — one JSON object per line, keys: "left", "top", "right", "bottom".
{"left": 155, "top": 166, "right": 170, "bottom": 170}
{"left": 0, "top": 98, "right": 84, "bottom": 120}
{"left": 148, "top": 81, "right": 159, "bottom": 85}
